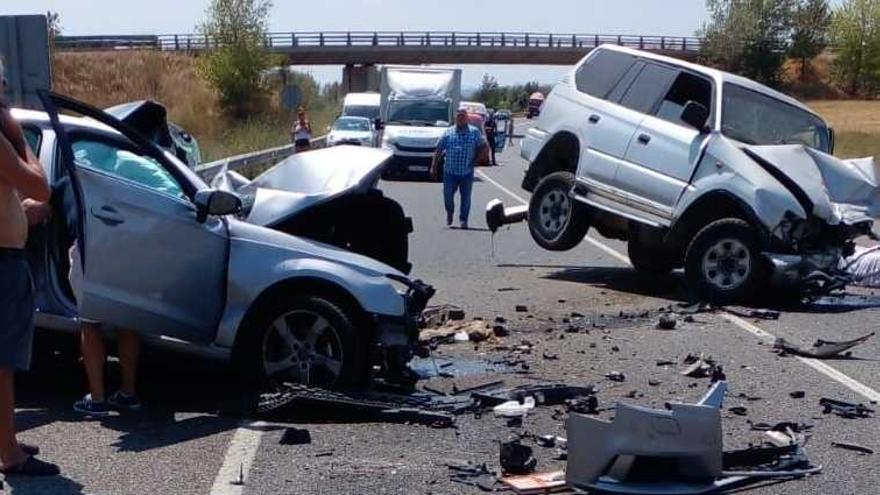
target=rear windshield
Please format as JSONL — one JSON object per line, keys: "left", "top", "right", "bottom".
{"left": 333, "top": 118, "right": 371, "bottom": 131}
{"left": 343, "top": 104, "right": 379, "bottom": 119}
{"left": 721, "top": 83, "right": 830, "bottom": 152}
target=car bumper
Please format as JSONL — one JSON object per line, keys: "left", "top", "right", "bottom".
{"left": 374, "top": 277, "right": 435, "bottom": 380}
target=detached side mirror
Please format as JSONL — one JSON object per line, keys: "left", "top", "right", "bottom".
{"left": 194, "top": 189, "right": 242, "bottom": 223}
{"left": 680, "top": 101, "right": 710, "bottom": 133}
{"left": 374, "top": 117, "right": 384, "bottom": 130}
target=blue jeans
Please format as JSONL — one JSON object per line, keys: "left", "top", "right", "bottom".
{"left": 443, "top": 173, "right": 474, "bottom": 223}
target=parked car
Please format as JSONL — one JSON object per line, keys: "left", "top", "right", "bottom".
{"left": 327, "top": 116, "right": 376, "bottom": 147}
{"left": 16, "top": 92, "right": 433, "bottom": 388}
{"left": 512, "top": 45, "right": 879, "bottom": 303}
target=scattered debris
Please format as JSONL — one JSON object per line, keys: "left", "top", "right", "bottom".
{"left": 843, "top": 245, "right": 880, "bottom": 287}
{"left": 454, "top": 331, "right": 470, "bottom": 342}
{"left": 515, "top": 305, "right": 529, "bottom": 313}
{"left": 279, "top": 428, "right": 312, "bottom": 445}
{"left": 729, "top": 406, "right": 749, "bottom": 416}
{"left": 831, "top": 442, "right": 874, "bottom": 455}
{"left": 498, "top": 287, "right": 520, "bottom": 292}
{"left": 680, "top": 354, "right": 724, "bottom": 380}
{"left": 494, "top": 397, "right": 536, "bottom": 418}
{"left": 493, "top": 324, "right": 510, "bottom": 337}
{"left": 314, "top": 450, "right": 334, "bottom": 458}
{"left": 420, "top": 320, "right": 494, "bottom": 344}
{"left": 773, "top": 332, "right": 874, "bottom": 359}
{"left": 648, "top": 379, "right": 662, "bottom": 387}
{"left": 727, "top": 308, "right": 780, "bottom": 320}
{"left": 474, "top": 383, "right": 596, "bottom": 410}
{"left": 675, "top": 301, "right": 713, "bottom": 315}
{"left": 605, "top": 371, "right": 626, "bottom": 382}
{"left": 542, "top": 352, "right": 559, "bottom": 360}
{"left": 447, "top": 462, "right": 500, "bottom": 491}
{"left": 656, "top": 314, "right": 677, "bottom": 330}
{"left": 566, "top": 396, "right": 599, "bottom": 415}
{"left": 820, "top": 397, "right": 875, "bottom": 418}
{"left": 421, "top": 304, "right": 466, "bottom": 328}
{"left": 790, "top": 391, "right": 805, "bottom": 399}
{"left": 500, "top": 439, "right": 537, "bottom": 475}
{"left": 500, "top": 470, "right": 567, "bottom": 494}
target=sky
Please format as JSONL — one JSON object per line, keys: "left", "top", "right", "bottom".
{"left": 5, "top": 0, "right": 710, "bottom": 89}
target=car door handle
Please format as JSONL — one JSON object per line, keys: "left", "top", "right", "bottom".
{"left": 637, "top": 134, "right": 652, "bottom": 145}
{"left": 588, "top": 114, "right": 601, "bottom": 124}
{"left": 91, "top": 205, "right": 124, "bottom": 226}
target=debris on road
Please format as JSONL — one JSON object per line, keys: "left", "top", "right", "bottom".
{"left": 831, "top": 442, "right": 874, "bottom": 455}
{"left": 820, "top": 397, "right": 875, "bottom": 418}
{"left": 447, "top": 462, "right": 501, "bottom": 491}
{"left": 604, "top": 371, "right": 626, "bottom": 382}
{"left": 790, "top": 390, "right": 806, "bottom": 399}
{"left": 774, "top": 332, "right": 874, "bottom": 359}
{"left": 500, "top": 470, "right": 566, "bottom": 494}
{"left": 421, "top": 304, "right": 466, "bottom": 328}
{"left": 420, "top": 320, "right": 495, "bottom": 345}
{"left": 279, "top": 428, "right": 312, "bottom": 445}
{"left": 566, "top": 396, "right": 599, "bottom": 415}
{"left": 680, "top": 354, "right": 725, "bottom": 380}
{"left": 842, "top": 245, "right": 880, "bottom": 287}
{"left": 656, "top": 314, "right": 677, "bottom": 330}
{"left": 494, "top": 397, "right": 536, "bottom": 418}
{"left": 500, "top": 439, "right": 537, "bottom": 475}
{"left": 515, "top": 305, "right": 529, "bottom": 313}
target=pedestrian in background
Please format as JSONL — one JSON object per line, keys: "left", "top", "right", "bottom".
{"left": 0, "top": 58, "right": 59, "bottom": 476}
{"left": 431, "top": 109, "right": 488, "bottom": 229}
{"left": 484, "top": 112, "right": 498, "bottom": 166}
{"left": 291, "top": 106, "right": 313, "bottom": 153}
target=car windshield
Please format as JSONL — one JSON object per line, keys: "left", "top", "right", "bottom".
{"left": 343, "top": 104, "right": 379, "bottom": 119}
{"left": 333, "top": 118, "right": 371, "bottom": 131}
{"left": 388, "top": 100, "right": 450, "bottom": 126}
{"left": 722, "top": 83, "right": 831, "bottom": 152}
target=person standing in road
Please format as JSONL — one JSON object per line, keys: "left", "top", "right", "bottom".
{"left": 291, "top": 106, "right": 313, "bottom": 153}
{"left": 484, "top": 112, "right": 498, "bottom": 166}
{"left": 431, "top": 109, "right": 488, "bottom": 229}
{"left": 0, "top": 59, "right": 60, "bottom": 476}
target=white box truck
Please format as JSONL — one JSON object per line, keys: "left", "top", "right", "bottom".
{"left": 378, "top": 66, "right": 462, "bottom": 178}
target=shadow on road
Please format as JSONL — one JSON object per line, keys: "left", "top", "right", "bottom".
{"left": 3, "top": 475, "right": 86, "bottom": 495}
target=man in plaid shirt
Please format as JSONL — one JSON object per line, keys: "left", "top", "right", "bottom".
{"left": 431, "top": 109, "right": 488, "bottom": 229}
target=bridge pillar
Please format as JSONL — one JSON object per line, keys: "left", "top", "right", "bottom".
{"left": 342, "top": 64, "right": 379, "bottom": 93}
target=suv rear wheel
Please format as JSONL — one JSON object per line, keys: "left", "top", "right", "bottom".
{"left": 528, "top": 171, "right": 590, "bottom": 251}
{"left": 684, "top": 218, "right": 765, "bottom": 304}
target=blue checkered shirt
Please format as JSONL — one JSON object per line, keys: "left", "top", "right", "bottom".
{"left": 437, "top": 125, "right": 483, "bottom": 176}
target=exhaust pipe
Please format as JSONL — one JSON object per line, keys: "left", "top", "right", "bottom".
{"left": 486, "top": 199, "right": 528, "bottom": 233}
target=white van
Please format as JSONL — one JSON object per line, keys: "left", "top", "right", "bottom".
{"left": 342, "top": 92, "right": 381, "bottom": 121}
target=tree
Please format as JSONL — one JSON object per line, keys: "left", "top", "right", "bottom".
{"left": 700, "top": 0, "right": 797, "bottom": 86}
{"left": 790, "top": 0, "right": 831, "bottom": 80}
{"left": 830, "top": 0, "right": 880, "bottom": 95}
{"left": 197, "top": 0, "right": 276, "bottom": 117}
{"left": 474, "top": 74, "right": 502, "bottom": 109}
{"left": 46, "top": 11, "right": 61, "bottom": 42}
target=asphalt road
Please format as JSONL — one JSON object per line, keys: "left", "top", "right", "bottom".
{"left": 5, "top": 119, "right": 880, "bottom": 494}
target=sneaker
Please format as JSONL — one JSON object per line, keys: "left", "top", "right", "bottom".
{"left": 73, "top": 394, "right": 112, "bottom": 417}
{"left": 460, "top": 221, "right": 468, "bottom": 230}
{"left": 108, "top": 391, "right": 142, "bottom": 412}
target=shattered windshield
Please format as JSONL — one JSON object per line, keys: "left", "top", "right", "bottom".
{"left": 388, "top": 100, "right": 450, "bottom": 126}
{"left": 721, "top": 83, "right": 831, "bottom": 152}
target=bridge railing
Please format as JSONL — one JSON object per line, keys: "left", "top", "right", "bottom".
{"left": 56, "top": 31, "right": 704, "bottom": 53}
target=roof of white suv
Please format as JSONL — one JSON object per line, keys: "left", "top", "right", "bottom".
{"left": 593, "top": 44, "right": 821, "bottom": 119}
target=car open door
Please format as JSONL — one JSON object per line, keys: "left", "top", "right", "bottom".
{"left": 38, "top": 91, "right": 228, "bottom": 344}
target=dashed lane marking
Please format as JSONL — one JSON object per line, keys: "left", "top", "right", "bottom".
{"left": 479, "top": 166, "right": 880, "bottom": 404}
{"left": 210, "top": 421, "right": 265, "bottom": 495}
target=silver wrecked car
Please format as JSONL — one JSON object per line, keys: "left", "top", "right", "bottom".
{"left": 17, "top": 92, "right": 433, "bottom": 388}
{"left": 510, "top": 45, "right": 879, "bottom": 303}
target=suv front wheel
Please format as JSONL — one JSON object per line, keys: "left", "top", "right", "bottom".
{"left": 528, "top": 171, "right": 591, "bottom": 251}
{"left": 684, "top": 218, "right": 765, "bottom": 304}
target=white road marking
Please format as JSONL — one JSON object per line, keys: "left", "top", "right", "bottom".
{"left": 210, "top": 420, "right": 265, "bottom": 495}
{"left": 479, "top": 165, "right": 880, "bottom": 404}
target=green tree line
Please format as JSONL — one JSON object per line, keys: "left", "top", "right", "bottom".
{"left": 471, "top": 75, "right": 553, "bottom": 113}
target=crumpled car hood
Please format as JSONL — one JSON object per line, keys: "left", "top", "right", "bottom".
{"left": 213, "top": 145, "right": 392, "bottom": 226}
{"left": 745, "top": 145, "right": 880, "bottom": 225}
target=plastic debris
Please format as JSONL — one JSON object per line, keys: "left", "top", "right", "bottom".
{"left": 500, "top": 470, "right": 566, "bottom": 494}
{"left": 500, "top": 439, "right": 537, "bottom": 475}
{"left": 831, "top": 442, "right": 874, "bottom": 455}
{"left": 657, "top": 314, "right": 677, "bottom": 330}
{"left": 494, "top": 397, "right": 536, "bottom": 418}
{"left": 773, "top": 332, "right": 874, "bottom": 359}
{"left": 820, "top": 397, "right": 875, "bottom": 418}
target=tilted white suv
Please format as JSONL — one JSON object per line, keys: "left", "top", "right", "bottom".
{"left": 518, "top": 45, "right": 880, "bottom": 302}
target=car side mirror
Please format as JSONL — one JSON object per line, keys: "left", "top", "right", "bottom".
{"left": 194, "top": 189, "right": 242, "bottom": 223}
{"left": 828, "top": 127, "right": 835, "bottom": 154}
{"left": 681, "top": 101, "right": 710, "bottom": 132}
{"left": 374, "top": 117, "right": 384, "bottom": 130}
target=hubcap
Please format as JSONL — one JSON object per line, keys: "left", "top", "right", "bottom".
{"left": 539, "top": 188, "right": 571, "bottom": 238}
{"left": 262, "top": 310, "right": 344, "bottom": 386}
{"left": 701, "top": 238, "right": 751, "bottom": 291}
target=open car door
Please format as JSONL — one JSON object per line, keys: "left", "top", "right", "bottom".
{"left": 37, "top": 91, "right": 228, "bottom": 344}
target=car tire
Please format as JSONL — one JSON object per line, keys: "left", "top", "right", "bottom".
{"left": 684, "top": 218, "right": 765, "bottom": 304}
{"left": 235, "top": 294, "right": 367, "bottom": 389}
{"left": 628, "top": 239, "right": 676, "bottom": 275}
{"left": 528, "top": 171, "right": 590, "bottom": 251}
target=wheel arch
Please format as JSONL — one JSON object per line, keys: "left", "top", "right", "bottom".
{"left": 668, "top": 190, "right": 769, "bottom": 253}
{"left": 522, "top": 131, "right": 580, "bottom": 192}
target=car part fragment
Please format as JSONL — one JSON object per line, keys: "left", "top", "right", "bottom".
{"left": 567, "top": 381, "right": 821, "bottom": 494}
{"left": 500, "top": 439, "right": 538, "bottom": 475}
{"left": 819, "top": 397, "right": 875, "bottom": 418}
{"left": 773, "top": 332, "right": 874, "bottom": 359}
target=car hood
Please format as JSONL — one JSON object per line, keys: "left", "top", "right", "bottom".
{"left": 212, "top": 145, "right": 392, "bottom": 226}
{"left": 744, "top": 144, "right": 880, "bottom": 226}
{"left": 227, "top": 217, "right": 407, "bottom": 278}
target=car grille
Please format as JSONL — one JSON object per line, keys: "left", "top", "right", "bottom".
{"left": 396, "top": 144, "right": 436, "bottom": 153}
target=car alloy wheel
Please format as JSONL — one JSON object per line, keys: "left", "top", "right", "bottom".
{"left": 262, "top": 309, "right": 345, "bottom": 387}
{"left": 538, "top": 187, "right": 572, "bottom": 238}
{"left": 701, "top": 238, "right": 752, "bottom": 291}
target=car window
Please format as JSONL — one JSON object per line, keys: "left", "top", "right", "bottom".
{"left": 72, "top": 139, "right": 186, "bottom": 200}
{"left": 619, "top": 63, "right": 679, "bottom": 114}
{"left": 22, "top": 127, "right": 41, "bottom": 155}
{"left": 655, "top": 72, "right": 713, "bottom": 127}
{"left": 606, "top": 61, "right": 646, "bottom": 103}
{"left": 575, "top": 50, "right": 637, "bottom": 99}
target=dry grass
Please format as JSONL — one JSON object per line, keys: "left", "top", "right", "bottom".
{"left": 806, "top": 100, "right": 880, "bottom": 159}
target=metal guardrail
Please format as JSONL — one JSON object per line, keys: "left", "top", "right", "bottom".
{"left": 196, "top": 135, "right": 327, "bottom": 181}
{"left": 55, "top": 31, "right": 705, "bottom": 53}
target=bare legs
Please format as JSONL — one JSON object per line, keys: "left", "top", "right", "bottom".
{"left": 0, "top": 367, "right": 27, "bottom": 468}
{"left": 81, "top": 324, "right": 139, "bottom": 400}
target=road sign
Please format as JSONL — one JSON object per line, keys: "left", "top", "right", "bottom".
{"left": 281, "top": 85, "right": 302, "bottom": 111}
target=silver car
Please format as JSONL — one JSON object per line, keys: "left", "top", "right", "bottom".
{"left": 17, "top": 92, "right": 433, "bottom": 388}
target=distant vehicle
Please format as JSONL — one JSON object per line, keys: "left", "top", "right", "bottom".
{"left": 341, "top": 92, "right": 381, "bottom": 123}
{"left": 510, "top": 44, "right": 877, "bottom": 303}
{"left": 17, "top": 92, "right": 433, "bottom": 389}
{"left": 327, "top": 116, "right": 376, "bottom": 147}
{"left": 493, "top": 110, "right": 511, "bottom": 152}
{"left": 378, "top": 66, "right": 462, "bottom": 178}
{"left": 527, "top": 92, "right": 545, "bottom": 119}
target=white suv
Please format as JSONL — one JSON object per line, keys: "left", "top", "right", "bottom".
{"left": 518, "top": 45, "right": 879, "bottom": 303}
